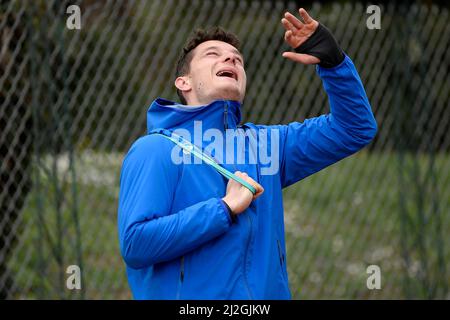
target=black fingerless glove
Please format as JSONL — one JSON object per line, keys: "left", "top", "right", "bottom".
{"left": 295, "top": 23, "right": 345, "bottom": 68}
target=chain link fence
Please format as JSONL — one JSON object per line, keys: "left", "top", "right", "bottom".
{"left": 1, "top": 0, "right": 449, "bottom": 299}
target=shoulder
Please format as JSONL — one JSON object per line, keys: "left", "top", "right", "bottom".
{"left": 123, "top": 134, "right": 178, "bottom": 167}
{"left": 119, "top": 134, "right": 181, "bottom": 192}
{"left": 131, "top": 134, "right": 174, "bottom": 151}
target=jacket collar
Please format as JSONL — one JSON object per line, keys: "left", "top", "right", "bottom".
{"left": 147, "top": 98, "right": 242, "bottom": 133}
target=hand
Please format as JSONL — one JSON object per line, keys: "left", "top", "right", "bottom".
{"left": 222, "top": 171, "right": 264, "bottom": 215}
{"left": 281, "top": 8, "right": 321, "bottom": 65}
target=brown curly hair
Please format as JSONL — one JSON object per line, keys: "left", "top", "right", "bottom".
{"left": 175, "top": 27, "right": 241, "bottom": 105}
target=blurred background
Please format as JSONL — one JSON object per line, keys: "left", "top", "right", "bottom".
{"left": 0, "top": 0, "right": 449, "bottom": 299}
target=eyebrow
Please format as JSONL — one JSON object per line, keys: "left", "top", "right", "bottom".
{"left": 202, "top": 46, "right": 244, "bottom": 60}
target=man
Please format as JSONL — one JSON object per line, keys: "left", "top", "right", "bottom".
{"left": 118, "top": 8, "right": 377, "bottom": 299}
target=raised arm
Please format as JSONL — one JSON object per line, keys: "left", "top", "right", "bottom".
{"left": 273, "top": 8, "right": 377, "bottom": 187}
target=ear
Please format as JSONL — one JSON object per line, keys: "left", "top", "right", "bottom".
{"left": 174, "top": 76, "right": 192, "bottom": 94}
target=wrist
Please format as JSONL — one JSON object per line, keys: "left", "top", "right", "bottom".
{"left": 221, "top": 197, "right": 237, "bottom": 223}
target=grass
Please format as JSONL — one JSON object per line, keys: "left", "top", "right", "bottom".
{"left": 8, "top": 150, "right": 450, "bottom": 299}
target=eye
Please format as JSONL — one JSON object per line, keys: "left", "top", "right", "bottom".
{"left": 206, "top": 51, "right": 218, "bottom": 56}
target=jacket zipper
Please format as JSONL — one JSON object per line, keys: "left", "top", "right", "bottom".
{"left": 176, "top": 256, "right": 184, "bottom": 299}
{"left": 223, "top": 100, "right": 229, "bottom": 130}
{"left": 243, "top": 214, "right": 254, "bottom": 299}
{"left": 224, "top": 105, "right": 253, "bottom": 299}
{"left": 244, "top": 128, "right": 262, "bottom": 299}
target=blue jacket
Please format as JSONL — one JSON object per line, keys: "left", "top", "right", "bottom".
{"left": 117, "top": 55, "right": 377, "bottom": 299}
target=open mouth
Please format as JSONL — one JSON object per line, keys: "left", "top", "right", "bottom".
{"left": 216, "top": 69, "right": 238, "bottom": 81}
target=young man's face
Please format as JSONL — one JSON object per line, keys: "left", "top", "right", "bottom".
{"left": 178, "top": 40, "right": 247, "bottom": 105}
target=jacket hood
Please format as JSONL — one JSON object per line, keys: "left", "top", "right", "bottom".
{"left": 147, "top": 98, "right": 242, "bottom": 133}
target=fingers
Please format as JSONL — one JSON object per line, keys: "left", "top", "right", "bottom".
{"left": 281, "top": 9, "right": 317, "bottom": 50}
{"left": 284, "top": 8, "right": 314, "bottom": 27}
{"left": 250, "top": 178, "right": 264, "bottom": 199}
{"left": 252, "top": 185, "right": 264, "bottom": 200}
{"left": 284, "top": 30, "right": 294, "bottom": 45}
{"left": 282, "top": 52, "right": 321, "bottom": 65}
{"left": 299, "top": 8, "right": 313, "bottom": 24}
{"left": 281, "top": 17, "right": 298, "bottom": 33}
{"left": 234, "top": 171, "right": 264, "bottom": 199}
{"left": 284, "top": 12, "right": 304, "bottom": 29}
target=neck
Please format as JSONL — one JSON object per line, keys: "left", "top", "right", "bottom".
{"left": 185, "top": 96, "right": 242, "bottom": 107}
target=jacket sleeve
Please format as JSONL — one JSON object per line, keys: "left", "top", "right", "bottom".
{"left": 117, "top": 135, "right": 232, "bottom": 269}
{"left": 271, "top": 55, "right": 378, "bottom": 188}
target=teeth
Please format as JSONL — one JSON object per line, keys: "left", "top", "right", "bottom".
{"left": 217, "top": 71, "right": 236, "bottom": 79}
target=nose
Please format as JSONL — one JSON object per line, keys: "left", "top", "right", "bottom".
{"left": 224, "top": 54, "right": 236, "bottom": 65}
